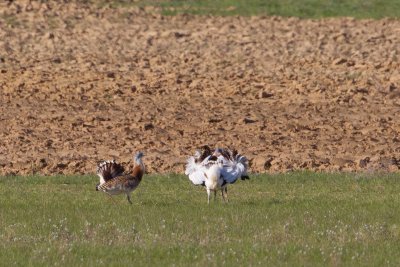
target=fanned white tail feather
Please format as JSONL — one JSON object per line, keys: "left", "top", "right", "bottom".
{"left": 235, "top": 154, "right": 249, "bottom": 176}
{"left": 185, "top": 156, "right": 197, "bottom": 176}
{"left": 96, "top": 160, "right": 125, "bottom": 185}
{"left": 219, "top": 151, "right": 249, "bottom": 183}
{"left": 185, "top": 156, "right": 207, "bottom": 186}
{"left": 185, "top": 147, "right": 249, "bottom": 204}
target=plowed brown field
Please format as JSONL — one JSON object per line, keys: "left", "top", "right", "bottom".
{"left": 1, "top": 1, "right": 400, "bottom": 175}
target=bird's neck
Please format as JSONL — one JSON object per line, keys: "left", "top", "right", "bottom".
{"left": 131, "top": 160, "right": 145, "bottom": 180}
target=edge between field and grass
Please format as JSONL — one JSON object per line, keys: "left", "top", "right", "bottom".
{"left": 95, "top": 0, "right": 400, "bottom": 19}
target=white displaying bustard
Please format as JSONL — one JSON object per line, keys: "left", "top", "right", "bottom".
{"left": 96, "top": 152, "right": 145, "bottom": 204}
{"left": 185, "top": 146, "right": 249, "bottom": 204}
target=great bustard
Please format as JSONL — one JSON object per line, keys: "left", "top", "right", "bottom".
{"left": 185, "top": 146, "right": 249, "bottom": 204}
{"left": 96, "top": 152, "right": 145, "bottom": 204}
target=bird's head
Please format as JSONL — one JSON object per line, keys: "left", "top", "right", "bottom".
{"left": 134, "top": 151, "right": 144, "bottom": 161}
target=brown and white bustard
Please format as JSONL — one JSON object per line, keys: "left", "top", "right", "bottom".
{"left": 96, "top": 152, "right": 145, "bottom": 204}
{"left": 185, "top": 146, "right": 249, "bottom": 204}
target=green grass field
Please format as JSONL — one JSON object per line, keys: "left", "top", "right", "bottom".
{"left": 1, "top": 172, "right": 400, "bottom": 266}
{"left": 99, "top": 0, "right": 400, "bottom": 18}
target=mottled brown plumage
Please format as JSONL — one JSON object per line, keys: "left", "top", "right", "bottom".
{"left": 96, "top": 152, "right": 145, "bottom": 204}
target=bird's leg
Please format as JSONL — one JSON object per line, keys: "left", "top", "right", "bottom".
{"left": 127, "top": 194, "right": 132, "bottom": 204}
{"left": 224, "top": 187, "right": 229, "bottom": 203}
{"left": 106, "top": 193, "right": 117, "bottom": 204}
{"left": 207, "top": 188, "right": 211, "bottom": 204}
{"left": 221, "top": 187, "right": 227, "bottom": 202}
{"left": 214, "top": 190, "right": 217, "bottom": 202}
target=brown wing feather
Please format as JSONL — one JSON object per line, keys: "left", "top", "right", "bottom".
{"left": 199, "top": 145, "right": 212, "bottom": 162}
{"left": 98, "top": 175, "right": 126, "bottom": 190}
{"left": 98, "top": 174, "right": 141, "bottom": 192}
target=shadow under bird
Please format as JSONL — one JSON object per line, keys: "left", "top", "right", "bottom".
{"left": 96, "top": 152, "right": 145, "bottom": 204}
{"left": 185, "top": 146, "right": 249, "bottom": 204}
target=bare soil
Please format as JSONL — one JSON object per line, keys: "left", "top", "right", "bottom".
{"left": 1, "top": 1, "right": 400, "bottom": 175}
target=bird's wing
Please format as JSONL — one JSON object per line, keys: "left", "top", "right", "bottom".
{"left": 220, "top": 153, "right": 249, "bottom": 184}
{"left": 97, "top": 175, "right": 126, "bottom": 191}
{"left": 220, "top": 163, "right": 241, "bottom": 184}
{"left": 235, "top": 154, "right": 249, "bottom": 178}
{"left": 99, "top": 174, "right": 141, "bottom": 191}
{"left": 96, "top": 160, "right": 125, "bottom": 184}
{"left": 185, "top": 156, "right": 207, "bottom": 186}
{"left": 216, "top": 155, "right": 230, "bottom": 165}
{"left": 199, "top": 145, "right": 213, "bottom": 162}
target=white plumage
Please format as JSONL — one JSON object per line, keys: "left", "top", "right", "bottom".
{"left": 185, "top": 147, "right": 249, "bottom": 204}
